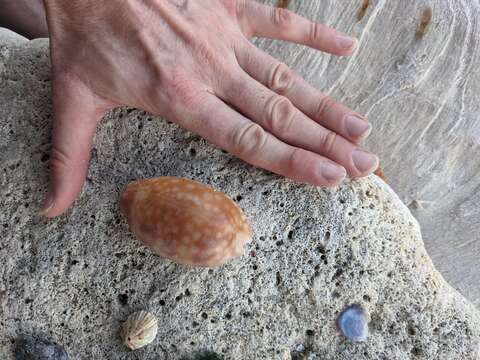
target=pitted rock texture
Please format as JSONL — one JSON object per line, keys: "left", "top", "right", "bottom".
{"left": 255, "top": 0, "right": 480, "bottom": 307}
{"left": 1, "top": 31, "right": 480, "bottom": 360}
{"left": 14, "top": 335, "right": 69, "bottom": 360}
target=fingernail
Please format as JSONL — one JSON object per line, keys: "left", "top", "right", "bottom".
{"left": 337, "top": 35, "right": 357, "bottom": 50}
{"left": 321, "top": 162, "right": 347, "bottom": 182}
{"left": 39, "top": 193, "right": 54, "bottom": 216}
{"left": 346, "top": 115, "right": 372, "bottom": 139}
{"left": 352, "top": 149, "right": 379, "bottom": 173}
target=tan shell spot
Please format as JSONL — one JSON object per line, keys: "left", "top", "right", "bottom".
{"left": 119, "top": 176, "right": 252, "bottom": 267}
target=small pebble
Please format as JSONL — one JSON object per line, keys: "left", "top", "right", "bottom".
{"left": 294, "top": 343, "right": 305, "bottom": 353}
{"left": 14, "top": 336, "right": 69, "bottom": 360}
{"left": 337, "top": 304, "right": 369, "bottom": 342}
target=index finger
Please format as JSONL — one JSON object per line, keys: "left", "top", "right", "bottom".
{"left": 172, "top": 92, "right": 347, "bottom": 187}
{"left": 238, "top": 1, "right": 358, "bottom": 55}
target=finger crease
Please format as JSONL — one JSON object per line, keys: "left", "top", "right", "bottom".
{"left": 321, "top": 131, "right": 337, "bottom": 157}
{"left": 270, "top": 63, "right": 294, "bottom": 95}
{"left": 316, "top": 96, "right": 333, "bottom": 119}
{"left": 50, "top": 147, "right": 75, "bottom": 172}
{"left": 310, "top": 22, "right": 321, "bottom": 43}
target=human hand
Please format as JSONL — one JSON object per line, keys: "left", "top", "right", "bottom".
{"left": 41, "top": 0, "right": 378, "bottom": 217}
{"left": 0, "top": 0, "right": 48, "bottom": 39}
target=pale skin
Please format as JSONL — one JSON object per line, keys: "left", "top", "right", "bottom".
{"left": 1, "top": 0, "right": 379, "bottom": 217}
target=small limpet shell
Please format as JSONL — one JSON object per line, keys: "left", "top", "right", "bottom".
{"left": 121, "top": 311, "right": 158, "bottom": 350}
{"left": 336, "top": 304, "right": 369, "bottom": 342}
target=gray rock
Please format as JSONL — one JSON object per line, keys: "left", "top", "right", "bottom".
{"left": 0, "top": 36, "right": 479, "bottom": 360}
{"left": 0, "top": 28, "right": 28, "bottom": 46}
{"left": 254, "top": 0, "right": 480, "bottom": 307}
{"left": 14, "top": 336, "right": 68, "bottom": 360}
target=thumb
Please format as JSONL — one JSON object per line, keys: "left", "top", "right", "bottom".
{"left": 41, "top": 74, "right": 107, "bottom": 217}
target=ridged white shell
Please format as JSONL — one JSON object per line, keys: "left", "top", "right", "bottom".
{"left": 120, "top": 311, "right": 158, "bottom": 350}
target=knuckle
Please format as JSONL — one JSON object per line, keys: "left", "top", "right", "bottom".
{"left": 232, "top": 123, "right": 267, "bottom": 159}
{"left": 192, "top": 41, "right": 229, "bottom": 72}
{"left": 316, "top": 95, "right": 334, "bottom": 118}
{"left": 173, "top": 81, "right": 195, "bottom": 103}
{"left": 164, "top": 72, "right": 199, "bottom": 109}
{"left": 197, "top": 41, "right": 237, "bottom": 80}
{"left": 320, "top": 130, "right": 338, "bottom": 156}
{"left": 193, "top": 41, "right": 215, "bottom": 63}
{"left": 49, "top": 147, "right": 74, "bottom": 174}
{"left": 272, "top": 8, "right": 293, "bottom": 29}
{"left": 270, "top": 63, "right": 295, "bottom": 94}
{"left": 266, "top": 96, "right": 295, "bottom": 138}
{"left": 309, "top": 22, "right": 321, "bottom": 42}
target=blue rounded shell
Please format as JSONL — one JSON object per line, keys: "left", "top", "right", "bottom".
{"left": 337, "top": 304, "right": 369, "bottom": 342}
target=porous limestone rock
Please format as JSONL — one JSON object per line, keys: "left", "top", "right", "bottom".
{"left": 0, "top": 28, "right": 27, "bottom": 46}
{"left": 0, "top": 33, "right": 479, "bottom": 360}
{"left": 255, "top": 0, "right": 480, "bottom": 307}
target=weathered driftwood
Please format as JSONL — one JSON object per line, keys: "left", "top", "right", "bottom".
{"left": 258, "top": 0, "right": 480, "bottom": 306}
